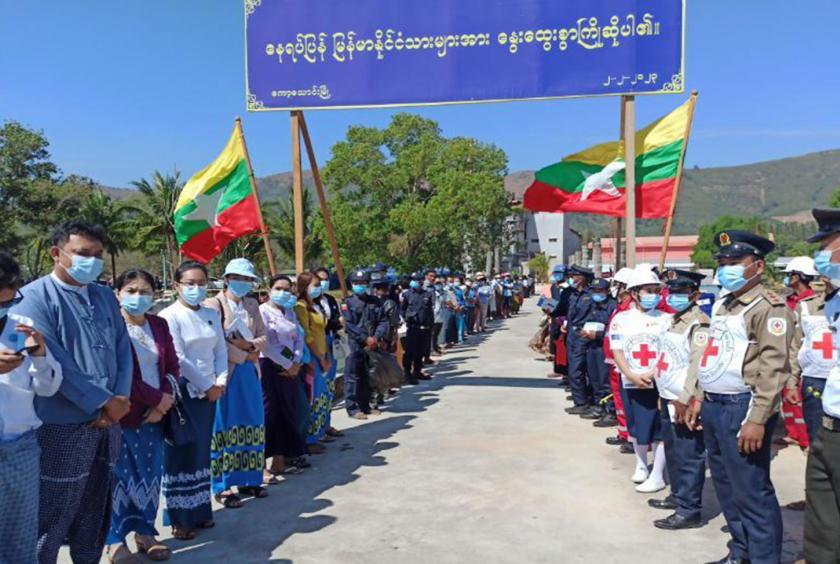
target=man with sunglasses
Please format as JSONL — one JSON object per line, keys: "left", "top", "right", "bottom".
{"left": 0, "top": 249, "right": 62, "bottom": 564}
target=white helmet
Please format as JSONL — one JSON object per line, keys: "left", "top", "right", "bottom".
{"left": 613, "top": 267, "right": 634, "bottom": 286}
{"left": 626, "top": 266, "right": 662, "bottom": 290}
{"left": 784, "top": 256, "right": 818, "bottom": 276}
{"left": 636, "top": 262, "right": 657, "bottom": 273}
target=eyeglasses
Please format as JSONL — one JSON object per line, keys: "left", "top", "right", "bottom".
{"left": 0, "top": 291, "right": 23, "bottom": 309}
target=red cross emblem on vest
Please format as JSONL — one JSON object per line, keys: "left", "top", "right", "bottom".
{"left": 656, "top": 353, "right": 670, "bottom": 375}
{"left": 632, "top": 343, "right": 657, "bottom": 368}
{"left": 701, "top": 337, "right": 720, "bottom": 368}
{"left": 813, "top": 332, "right": 834, "bottom": 360}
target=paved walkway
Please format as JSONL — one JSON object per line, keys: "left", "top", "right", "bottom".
{"left": 70, "top": 298, "right": 807, "bottom": 563}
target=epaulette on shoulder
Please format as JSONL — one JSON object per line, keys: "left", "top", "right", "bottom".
{"left": 762, "top": 290, "right": 785, "bottom": 306}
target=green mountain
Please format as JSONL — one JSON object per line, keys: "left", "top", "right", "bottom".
{"left": 505, "top": 148, "right": 840, "bottom": 237}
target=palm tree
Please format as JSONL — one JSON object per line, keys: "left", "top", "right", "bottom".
{"left": 130, "top": 171, "right": 183, "bottom": 269}
{"left": 78, "top": 188, "right": 134, "bottom": 279}
{"left": 264, "top": 186, "right": 326, "bottom": 269}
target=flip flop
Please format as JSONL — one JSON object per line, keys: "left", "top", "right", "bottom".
{"left": 171, "top": 527, "right": 197, "bottom": 541}
{"left": 214, "top": 493, "right": 244, "bottom": 508}
{"left": 135, "top": 537, "right": 171, "bottom": 562}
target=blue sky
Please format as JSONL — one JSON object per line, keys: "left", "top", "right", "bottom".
{"left": 2, "top": 1, "right": 839, "bottom": 188}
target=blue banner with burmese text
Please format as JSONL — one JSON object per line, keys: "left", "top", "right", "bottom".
{"left": 244, "top": 0, "right": 685, "bottom": 111}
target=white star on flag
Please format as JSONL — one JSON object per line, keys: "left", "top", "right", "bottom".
{"left": 182, "top": 187, "right": 225, "bottom": 227}
{"left": 580, "top": 160, "right": 625, "bottom": 201}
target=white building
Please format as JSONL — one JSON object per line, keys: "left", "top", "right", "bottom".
{"left": 501, "top": 208, "right": 580, "bottom": 273}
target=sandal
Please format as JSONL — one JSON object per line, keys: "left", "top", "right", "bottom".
{"left": 135, "top": 536, "right": 171, "bottom": 561}
{"left": 240, "top": 485, "right": 270, "bottom": 498}
{"left": 326, "top": 427, "right": 344, "bottom": 437}
{"left": 171, "top": 527, "right": 197, "bottom": 541}
{"left": 198, "top": 520, "right": 215, "bottom": 529}
{"left": 263, "top": 471, "right": 282, "bottom": 484}
{"left": 107, "top": 543, "right": 140, "bottom": 563}
{"left": 214, "top": 492, "right": 244, "bottom": 508}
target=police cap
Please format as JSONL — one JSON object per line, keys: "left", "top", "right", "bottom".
{"left": 351, "top": 269, "right": 370, "bottom": 283}
{"left": 665, "top": 269, "right": 705, "bottom": 291}
{"left": 808, "top": 208, "right": 840, "bottom": 243}
{"left": 370, "top": 271, "right": 388, "bottom": 287}
{"left": 713, "top": 230, "right": 775, "bottom": 259}
{"left": 590, "top": 278, "right": 610, "bottom": 291}
{"left": 410, "top": 271, "right": 423, "bottom": 281}
{"left": 569, "top": 265, "right": 594, "bottom": 279}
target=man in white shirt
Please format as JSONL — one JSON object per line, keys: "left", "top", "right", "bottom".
{"left": 0, "top": 250, "right": 62, "bottom": 564}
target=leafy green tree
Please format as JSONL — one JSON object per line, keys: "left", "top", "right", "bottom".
{"left": 829, "top": 185, "right": 840, "bottom": 208}
{"left": 265, "top": 186, "right": 326, "bottom": 270}
{"left": 527, "top": 253, "right": 550, "bottom": 282}
{"left": 321, "top": 113, "right": 511, "bottom": 272}
{"left": 0, "top": 121, "right": 59, "bottom": 250}
{"left": 79, "top": 188, "right": 135, "bottom": 279}
{"left": 129, "top": 171, "right": 183, "bottom": 269}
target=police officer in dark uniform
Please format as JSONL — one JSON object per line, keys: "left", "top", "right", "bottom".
{"left": 342, "top": 269, "right": 388, "bottom": 420}
{"left": 557, "top": 266, "right": 595, "bottom": 414}
{"left": 546, "top": 265, "right": 568, "bottom": 378}
{"left": 401, "top": 272, "right": 434, "bottom": 384}
{"left": 372, "top": 271, "right": 400, "bottom": 348}
{"left": 578, "top": 278, "right": 617, "bottom": 422}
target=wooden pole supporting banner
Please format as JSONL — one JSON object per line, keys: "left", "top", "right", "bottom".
{"left": 290, "top": 111, "right": 305, "bottom": 274}
{"left": 658, "top": 91, "right": 699, "bottom": 272}
{"left": 235, "top": 117, "right": 277, "bottom": 277}
{"left": 298, "top": 113, "right": 349, "bottom": 297}
{"left": 622, "top": 95, "right": 637, "bottom": 268}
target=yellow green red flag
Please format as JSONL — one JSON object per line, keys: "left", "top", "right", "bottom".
{"left": 524, "top": 99, "right": 692, "bottom": 218}
{"left": 174, "top": 125, "right": 261, "bottom": 263}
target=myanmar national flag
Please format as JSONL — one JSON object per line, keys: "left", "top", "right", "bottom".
{"left": 524, "top": 99, "right": 692, "bottom": 219}
{"left": 174, "top": 125, "right": 262, "bottom": 263}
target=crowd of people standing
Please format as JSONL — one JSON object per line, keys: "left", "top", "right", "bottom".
{"left": 0, "top": 219, "right": 534, "bottom": 564}
{"left": 537, "top": 210, "right": 840, "bottom": 564}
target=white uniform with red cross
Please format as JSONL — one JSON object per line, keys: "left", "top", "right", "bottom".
{"left": 698, "top": 299, "right": 758, "bottom": 394}
{"left": 608, "top": 307, "right": 672, "bottom": 389}
{"left": 798, "top": 299, "right": 836, "bottom": 379}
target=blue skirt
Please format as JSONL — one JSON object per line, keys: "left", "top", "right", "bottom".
{"left": 0, "top": 431, "right": 39, "bottom": 564}
{"left": 162, "top": 389, "right": 214, "bottom": 528}
{"left": 211, "top": 361, "right": 265, "bottom": 493}
{"left": 108, "top": 423, "right": 164, "bottom": 543}
{"left": 626, "top": 388, "right": 662, "bottom": 446}
{"left": 307, "top": 361, "right": 330, "bottom": 444}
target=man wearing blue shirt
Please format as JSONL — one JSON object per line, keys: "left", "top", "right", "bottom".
{"left": 14, "top": 221, "right": 133, "bottom": 564}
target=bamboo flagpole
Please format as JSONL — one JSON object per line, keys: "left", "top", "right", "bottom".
{"left": 298, "top": 113, "right": 349, "bottom": 297}
{"left": 235, "top": 117, "right": 277, "bottom": 277}
{"left": 622, "top": 95, "right": 637, "bottom": 268}
{"left": 290, "top": 111, "right": 305, "bottom": 274}
{"left": 658, "top": 91, "right": 699, "bottom": 271}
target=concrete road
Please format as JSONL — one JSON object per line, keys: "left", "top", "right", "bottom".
{"left": 67, "top": 298, "right": 807, "bottom": 563}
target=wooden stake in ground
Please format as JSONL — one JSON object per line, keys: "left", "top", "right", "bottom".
{"left": 658, "top": 91, "right": 699, "bottom": 271}
{"left": 235, "top": 117, "right": 277, "bottom": 277}
{"left": 298, "top": 113, "right": 349, "bottom": 297}
{"left": 290, "top": 111, "right": 305, "bottom": 274}
{"left": 622, "top": 95, "right": 636, "bottom": 268}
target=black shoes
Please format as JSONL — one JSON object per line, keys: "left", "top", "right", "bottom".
{"left": 654, "top": 513, "right": 703, "bottom": 530}
{"left": 704, "top": 554, "right": 747, "bottom": 564}
{"left": 581, "top": 407, "right": 605, "bottom": 420}
{"left": 605, "top": 436, "right": 624, "bottom": 446}
{"left": 565, "top": 405, "right": 591, "bottom": 415}
{"left": 648, "top": 496, "right": 678, "bottom": 510}
{"left": 619, "top": 443, "right": 634, "bottom": 454}
{"left": 593, "top": 413, "right": 618, "bottom": 427}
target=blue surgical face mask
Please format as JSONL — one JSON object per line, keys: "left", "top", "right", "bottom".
{"left": 567, "top": 277, "right": 575, "bottom": 287}
{"left": 60, "top": 250, "right": 103, "bottom": 285}
{"left": 639, "top": 293, "right": 661, "bottom": 311}
{"left": 270, "top": 290, "right": 291, "bottom": 307}
{"left": 0, "top": 306, "right": 9, "bottom": 320}
{"left": 181, "top": 284, "right": 207, "bottom": 306}
{"left": 435, "top": 284, "right": 443, "bottom": 290}
{"left": 320, "top": 279, "right": 330, "bottom": 291}
{"left": 782, "top": 276, "right": 791, "bottom": 287}
{"left": 591, "top": 293, "right": 607, "bottom": 303}
{"left": 308, "top": 285, "right": 323, "bottom": 299}
{"left": 814, "top": 248, "right": 840, "bottom": 285}
{"left": 228, "top": 279, "right": 253, "bottom": 299}
{"left": 352, "top": 284, "right": 367, "bottom": 296}
{"left": 409, "top": 280, "right": 421, "bottom": 289}
{"left": 716, "top": 264, "right": 748, "bottom": 293}
{"left": 120, "top": 294, "right": 153, "bottom": 316}
{"left": 666, "top": 294, "right": 691, "bottom": 312}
